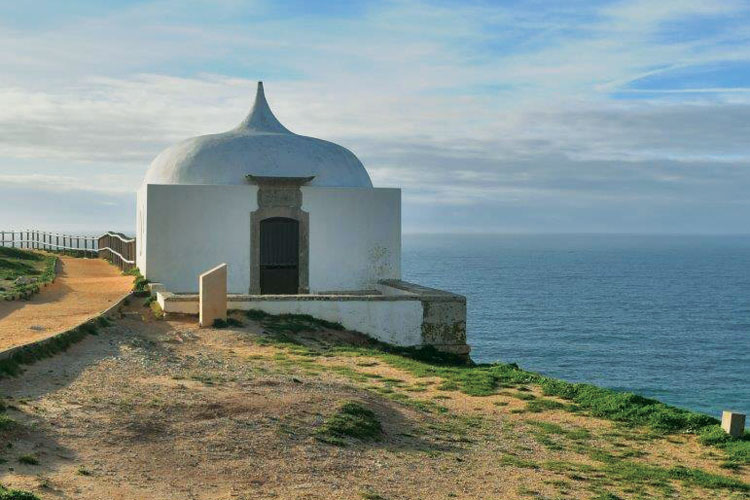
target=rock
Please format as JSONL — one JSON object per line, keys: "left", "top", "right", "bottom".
{"left": 14, "top": 276, "right": 37, "bottom": 286}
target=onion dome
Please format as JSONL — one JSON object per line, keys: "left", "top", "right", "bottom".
{"left": 144, "top": 82, "right": 372, "bottom": 187}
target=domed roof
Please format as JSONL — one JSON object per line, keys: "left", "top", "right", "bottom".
{"left": 143, "top": 82, "right": 373, "bottom": 188}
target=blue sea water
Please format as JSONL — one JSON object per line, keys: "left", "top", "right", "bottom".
{"left": 402, "top": 234, "right": 750, "bottom": 421}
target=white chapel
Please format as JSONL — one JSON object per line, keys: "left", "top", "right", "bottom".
{"left": 137, "top": 82, "right": 468, "bottom": 355}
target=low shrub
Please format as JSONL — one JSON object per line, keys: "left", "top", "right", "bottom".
{"left": 0, "top": 484, "right": 40, "bottom": 500}
{"left": 125, "top": 267, "right": 150, "bottom": 297}
{"left": 245, "top": 309, "right": 270, "bottom": 321}
{"left": 17, "top": 455, "right": 38, "bottom": 465}
{"left": 316, "top": 401, "right": 382, "bottom": 445}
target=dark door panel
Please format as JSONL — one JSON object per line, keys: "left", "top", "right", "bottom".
{"left": 260, "top": 218, "right": 299, "bottom": 294}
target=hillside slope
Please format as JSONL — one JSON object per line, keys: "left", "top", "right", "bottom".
{"left": 0, "top": 305, "right": 747, "bottom": 499}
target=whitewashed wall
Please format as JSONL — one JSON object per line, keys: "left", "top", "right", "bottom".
{"left": 246, "top": 298, "right": 422, "bottom": 345}
{"left": 303, "top": 187, "right": 401, "bottom": 292}
{"left": 136, "top": 184, "right": 148, "bottom": 276}
{"left": 157, "top": 293, "right": 424, "bottom": 346}
{"left": 139, "top": 184, "right": 401, "bottom": 293}
{"left": 140, "top": 184, "right": 258, "bottom": 293}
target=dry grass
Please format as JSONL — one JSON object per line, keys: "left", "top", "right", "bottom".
{"left": 0, "top": 306, "right": 746, "bottom": 499}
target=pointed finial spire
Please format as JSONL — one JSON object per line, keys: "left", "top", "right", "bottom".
{"left": 237, "top": 81, "right": 291, "bottom": 134}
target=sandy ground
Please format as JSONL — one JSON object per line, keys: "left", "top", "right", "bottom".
{"left": 0, "top": 306, "right": 746, "bottom": 500}
{"left": 0, "top": 257, "right": 132, "bottom": 352}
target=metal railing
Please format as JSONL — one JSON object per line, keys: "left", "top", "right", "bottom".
{"left": 1, "top": 230, "right": 136, "bottom": 271}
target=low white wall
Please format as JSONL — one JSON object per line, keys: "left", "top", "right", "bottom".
{"left": 235, "top": 299, "right": 423, "bottom": 346}
{"left": 141, "top": 184, "right": 401, "bottom": 294}
{"left": 303, "top": 187, "right": 401, "bottom": 292}
{"left": 158, "top": 293, "right": 424, "bottom": 346}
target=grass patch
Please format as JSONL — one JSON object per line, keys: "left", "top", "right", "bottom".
{"left": 0, "top": 485, "right": 40, "bottom": 500}
{"left": 699, "top": 425, "right": 750, "bottom": 468}
{"left": 316, "top": 401, "right": 383, "bottom": 445}
{"left": 0, "top": 415, "right": 16, "bottom": 431}
{"left": 334, "top": 348, "right": 718, "bottom": 434}
{"left": 525, "top": 398, "right": 566, "bottom": 413}
{"left": 76, "top": 466, "right": 92, "bottom": 476}
{"left": 213, "top": 316, "right": 245, "bottom": 328}
{"left": 0, "top": 247, "right": 56, "bottom": 300}
{"left": 360, "top": 491, "right": 387, "bottom": 500}
{"left": 500, "top": 454, "right": 541, "bottom": 470}
{"left": 0, "top": 247, "right": 44, "bottom": 261}
{"left": 124, "top": 267, "right": 150, "bottom": 297}
{"left": 247, "top": 310, "right": 345, "bottom": 334}
{"left": 0, "top": 259, "right": 38, "bottom": 279}
{"left": 17, "top": 454, "right": 39, "bottom": 465}
{"left": 607, "top": 460, "right": 749, "bottom": 493}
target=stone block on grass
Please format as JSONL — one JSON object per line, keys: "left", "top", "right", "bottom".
{"left": 721, "top": 411, "right": 746, "bottom": 438}
{"left": 199, "top": 263, "right": 227, "bottom": 327}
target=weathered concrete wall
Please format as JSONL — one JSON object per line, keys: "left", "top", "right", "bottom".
{"left": 140, "top": 184, "right": 401, "bottom": 294}
{"left": 379, "top": 280, "right": 468, "bottom": 354}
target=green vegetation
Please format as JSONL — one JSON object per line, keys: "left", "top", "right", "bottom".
{"left": 316, "top": 401, "right": 383, "bottom": 446}
{"left": 0, "top": 485, "right": 40, "bottom": 500}
{"left": 332, "top": 349, "right": 718, "bottom": 434}
{"left": 245, "top": 309, "right": 344, "bottom": 332}
{"left": 0, "top": 247, "right": 56, "bottom": 300}
{"left": 699, "top": 425, "right": 750, "bottom": 469}
{"left": 505, "top": 450, "right": 750, "bottom": 495}
{"left": 17, "top": 454, "right": 38, "bottom": 465}
{"left": 212, "top": 317, "right": 244, "bottom": 329}
{"left": 600, "top": 459, "right": 750, "bottom": 494}
{"left": 359, "top": 491, "right": 387, "bottom": 500}
{"left": 76, "top": 466, "right": 92, "bottom": 476}
{"left": 124, "top": 267, "right": 149, "bottom": 297}
{"left": 0, "top": 415, "right": 16, "bottom": 431}
{"left": 244, "top": 314, "right": 746, "bottom": 482}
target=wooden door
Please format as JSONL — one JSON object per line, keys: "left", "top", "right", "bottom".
{"left": 259, "top": 217, "right": 299, "bottom": 294}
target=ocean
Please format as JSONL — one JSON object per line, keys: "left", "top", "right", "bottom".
{"left": 402, "top": 234, "right": 750, "bottom": 421}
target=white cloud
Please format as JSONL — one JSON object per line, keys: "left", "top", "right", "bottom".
{"left": 0, "top": 0, "right": 749, "bottom": 233}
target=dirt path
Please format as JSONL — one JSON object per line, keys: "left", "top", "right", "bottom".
{"left": 0, "top": 256, "right": 132, "bottom": 352}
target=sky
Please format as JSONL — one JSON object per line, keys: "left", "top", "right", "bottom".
{"left": 1, "top": 0, "right": 749, "bottom": 234}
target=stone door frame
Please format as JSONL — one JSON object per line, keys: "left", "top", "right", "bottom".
{"left": 248, "top": 175, "right": 312, "bottom": 295}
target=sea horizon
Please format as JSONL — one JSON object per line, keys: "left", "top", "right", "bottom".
{"left": 403, "top": 232, "right": 750, "bottom": 422}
